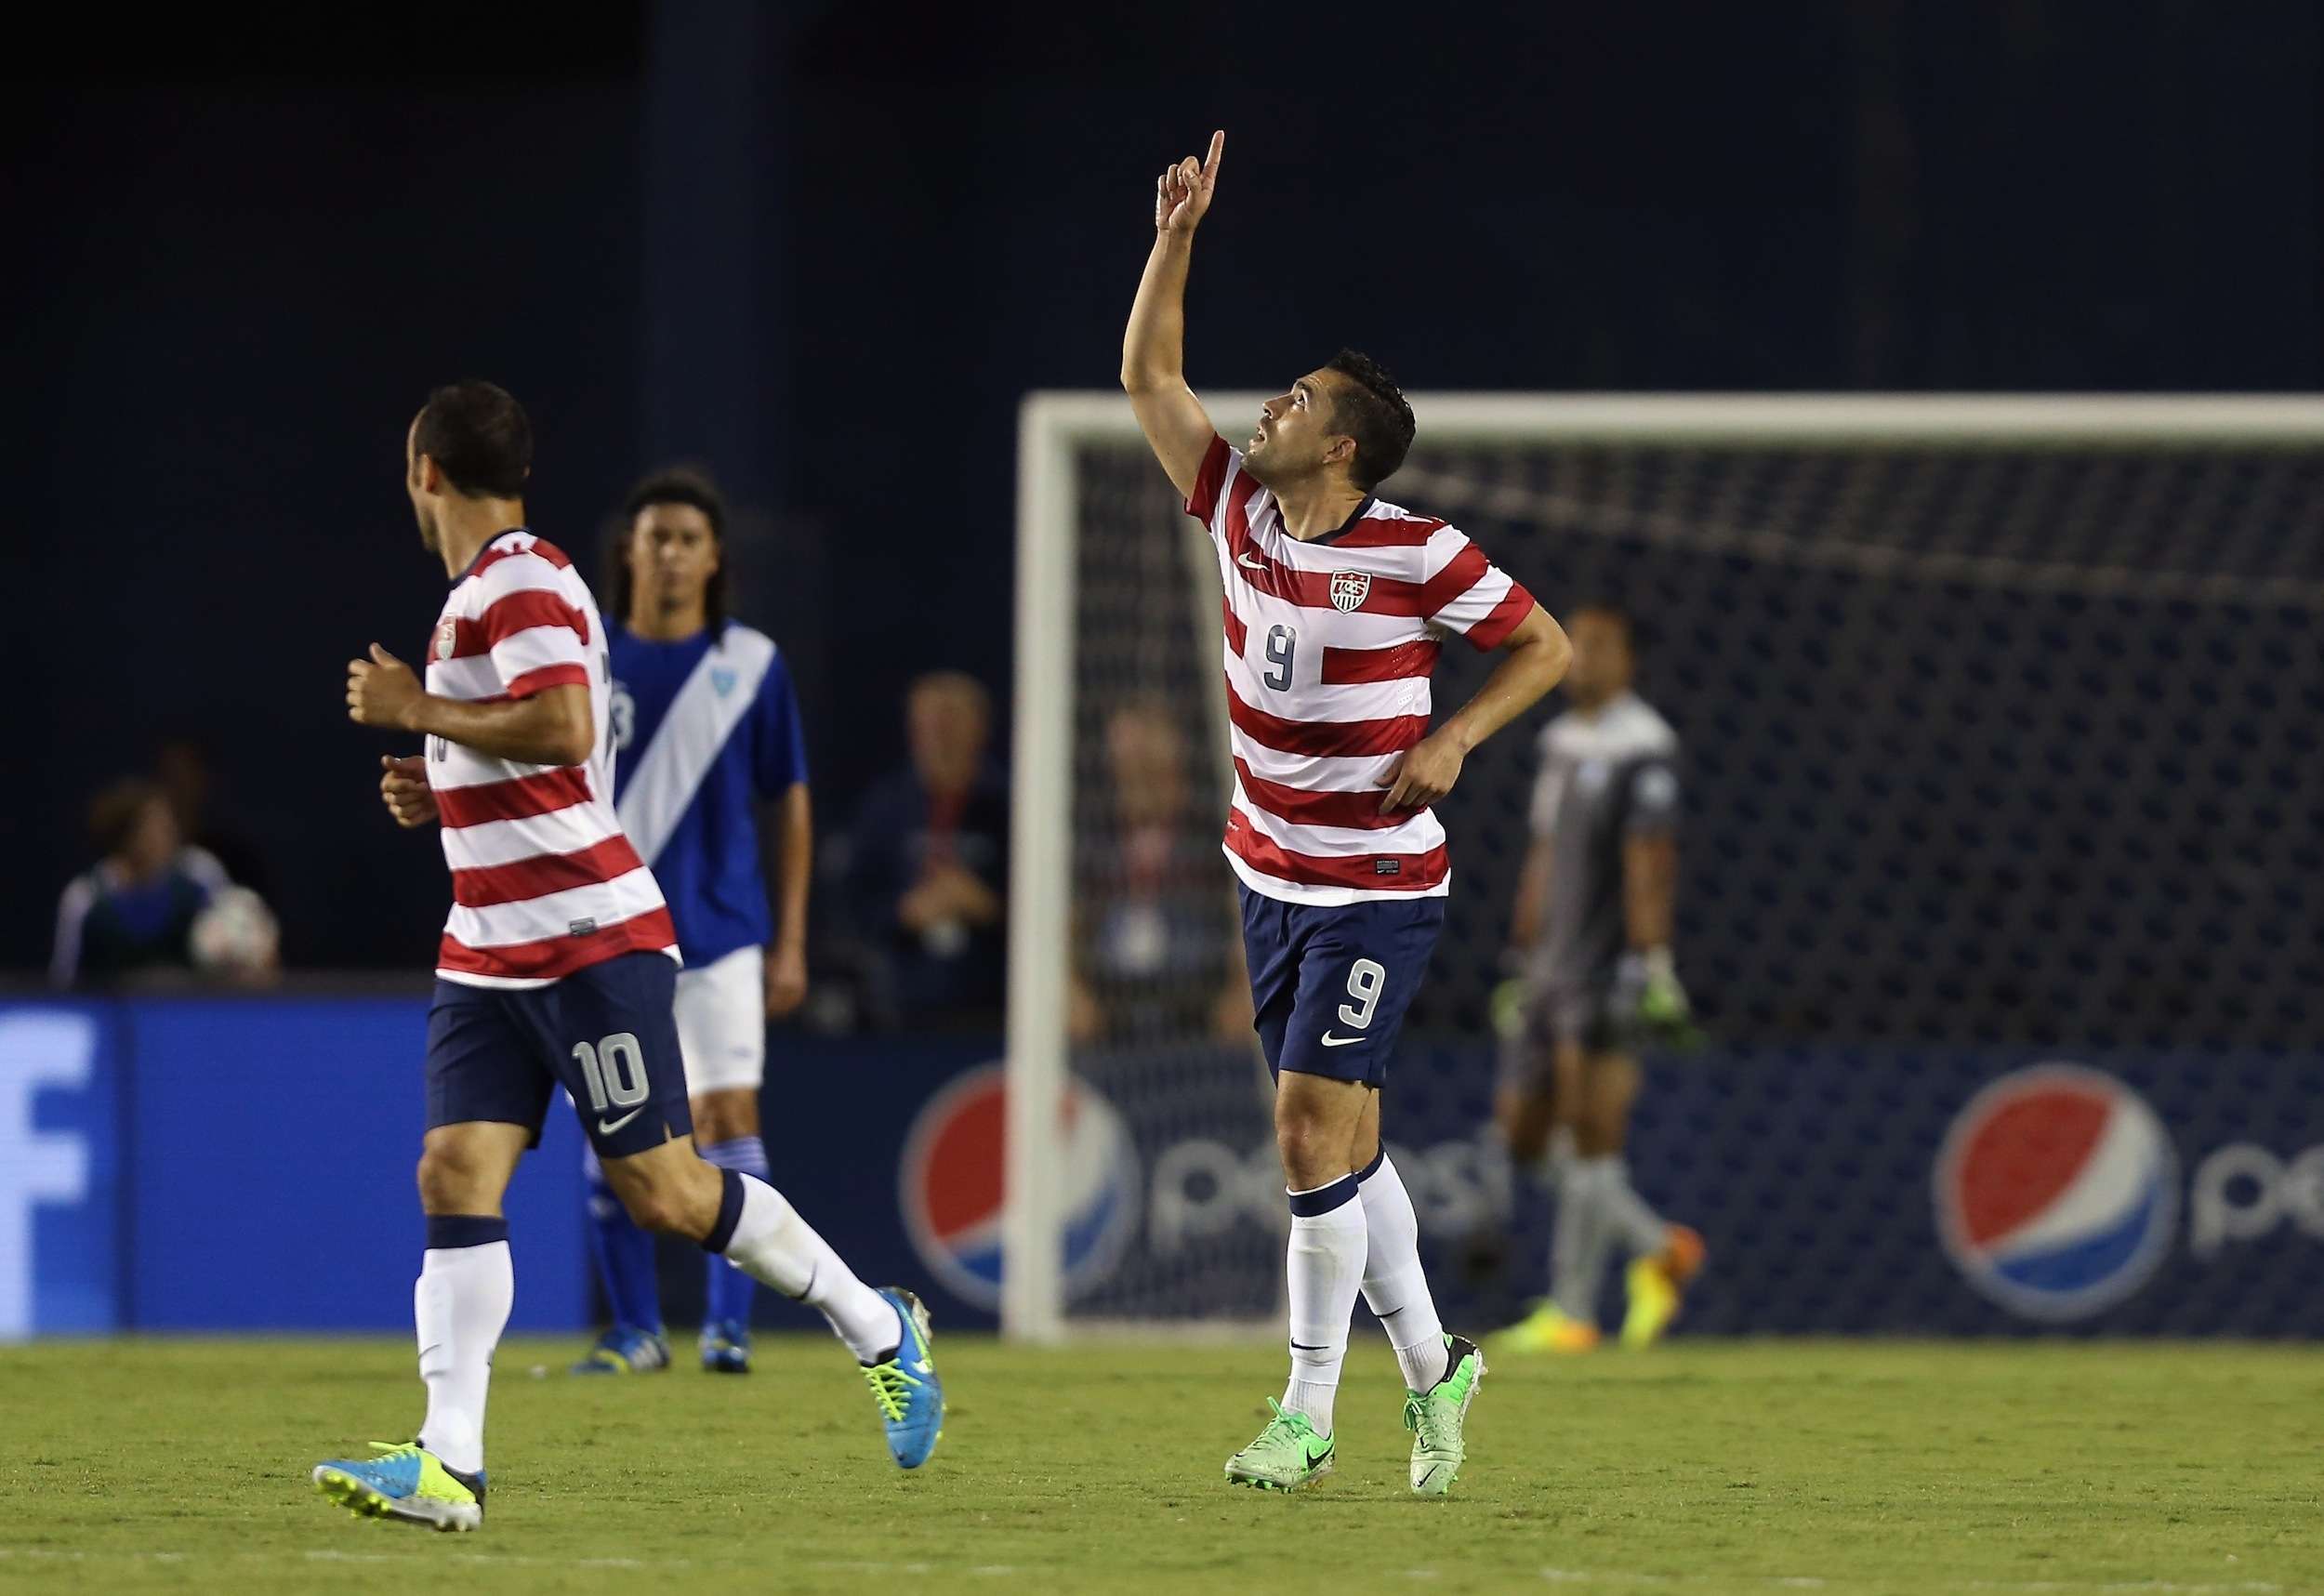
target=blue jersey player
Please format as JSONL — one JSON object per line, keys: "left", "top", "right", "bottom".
{"left": 571, "top": 468, "right": 815, "bottom": 1377}
{"left": 314, "top": 387, "right": 942, "bottom": 1534}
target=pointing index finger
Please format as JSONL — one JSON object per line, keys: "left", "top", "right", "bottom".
{"left": 1201, "top": 128, "right": 1224, "bottom": 183}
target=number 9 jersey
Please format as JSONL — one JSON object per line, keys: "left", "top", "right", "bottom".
{"left": 1184, "top": 434, "right": 1535, "bottom": 907}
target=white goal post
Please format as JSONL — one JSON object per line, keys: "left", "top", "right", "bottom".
{"left": 1004, "top": 391, "right": 2324, "bottom": 1343}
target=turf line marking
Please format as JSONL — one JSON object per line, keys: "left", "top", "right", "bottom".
{"left": 1538, "top": 1571, "right": 2284, "bottom": 1595}
{"left": 0, "top": 1552, "right": 2278, "bottom": 1591}
{"left": 1, "top": 1549, "right": 1025, "bottom": 1577}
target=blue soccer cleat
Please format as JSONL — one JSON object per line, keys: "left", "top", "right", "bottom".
{"left": 699, "top": 1317, "right": 752, "bottom": 1375}
{"left": 861, "top": 1287, "right": 944, "bottom": 1469}
{"left": 311, "top": 1442, "right": 484, "bottom": 1532}
{"left": 570, "top": 1324, "right": 671, "bottom": 1376}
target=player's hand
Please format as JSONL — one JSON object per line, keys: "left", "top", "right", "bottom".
{"left": 378, "top": 753, "right": 437, "bottom": 828}
{"left": 1155, "top": 129, "right": 1224, "bottom": 235}
{"left": 1376, "top": 728, "right": 1467, "bottom": 812}
{"left": 1613, "top": 948, "right": 1702, "bottom": 1049}
{"left": 348, "top": 643, "right": 425, "bottom": 732}
{"left": 765, "top": 942, "right": 808, "bottom": 1020}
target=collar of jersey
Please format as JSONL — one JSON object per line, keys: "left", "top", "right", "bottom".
{"left": 1288, "top": 495, "right": 1377, "bottom": 547}
{"left": 613, "top": 621, "right": 720, "bottom": 652}
{"left": 451, "top": 526, "right": 532, "bottom": 586}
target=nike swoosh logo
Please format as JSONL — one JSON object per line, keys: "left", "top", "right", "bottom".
{"left": 912, "top": 1359, "right": 932, "bottom": 1374}
{"left": 1319, "top": 1033, "right": 1363, "bottom": 1048}
{"left": 597, "top": 1108, "right": 645, "bottom": 1136}
{"left": 1236, "top": 552, "right": 1267, "bottom": 570}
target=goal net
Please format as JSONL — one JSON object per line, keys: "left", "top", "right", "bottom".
{"left": 1005, "top": 394, "right": 2324, "bottom": 1341}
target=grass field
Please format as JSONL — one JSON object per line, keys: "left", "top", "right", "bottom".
{"left": 4, "top": 1336, "right": 2321, "bottom": 1595}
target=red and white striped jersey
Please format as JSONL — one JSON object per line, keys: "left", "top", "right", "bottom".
{"left": 423, "top": 529, "right": 677, "bottom": 987}
{"left": 1186, "top": 435, "right": 1537, "bottom": 905}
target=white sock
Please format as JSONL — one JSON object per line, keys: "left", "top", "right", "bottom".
{"left": 1552, "top": 1157, "right": 1608, "bottom": 1321}
{"left": 1595, "top": 1155, "right": 1670, "bottom": 1257}
{"left": 415, "top": 1239, "right": 512, "bottom": 1476}
{"left": 1281, "top": 1174, "right": 1367, "bottom": 1437}
{"left": 719, "top": 1173, "right": 900, "bottom": 1362}
{"left": 1357, "top": 1154, "right": 1448, "bottom": 1393}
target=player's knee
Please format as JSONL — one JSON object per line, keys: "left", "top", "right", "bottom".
{"left": 1499, "top": 1101, "right": 1552, "bottom": 1166}
{"left": 691, "top": 1089, "right": 759, "bottom": 1147}
{"left": 1573, "top": 1115, "right": 1624, "bottom": 1158}
{"left": 1274, "top": 1111, "right": 1341, "bottom": 1189}
{"left": 416, "top": 1145, "right": 487, "bottom": 1214}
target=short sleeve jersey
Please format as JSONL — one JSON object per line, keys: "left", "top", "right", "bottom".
{"left": 424, "top": 529, "right": 676, "bottom": 988}
{"left": 607, "top": 622, "right": 808, "bottom": 967}
{"left": 1527, "top": 691, "right": 1681, "bottom": 984}
{"left": 1183, "top": 435, "right": 1537, "bottom": 906}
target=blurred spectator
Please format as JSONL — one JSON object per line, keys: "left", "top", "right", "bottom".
{"left": 842, "top": 672, "right": 1009, "bottom": 1030}
{"left": 1070, "top": 700, "right": 1250, "bottom": 1046}
{"left": 156, "top": 735, "right": 276, "bottom": 905}
{"left": 52, "top": 778, "right": 279, "bottom": 989}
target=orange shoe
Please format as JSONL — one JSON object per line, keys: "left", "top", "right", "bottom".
{"left": 1660, "top": 1224, "right": 1706, "bottom": 1286}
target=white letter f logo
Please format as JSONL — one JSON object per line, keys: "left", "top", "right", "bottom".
{"left": 0, "top": 1013, "right": 97, "bottom": 1340}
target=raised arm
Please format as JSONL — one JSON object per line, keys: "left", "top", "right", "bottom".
{"left": 1120, "top": 129, "right": 1225, "bottom": 502}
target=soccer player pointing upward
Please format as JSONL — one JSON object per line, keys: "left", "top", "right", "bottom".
{"left": 316, "top": 383, "right": 942, "bottom": 1533}
{"left": 1122, "top": 133, "right": 1573, "bottom": 1495}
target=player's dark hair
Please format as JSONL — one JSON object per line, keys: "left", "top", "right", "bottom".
{"left": 88, "top": 777, "right": 164, "bottom": 858}
{"left": 414, "top": 380, "right": 532, "bottom": 499}
{"left": 1324, "top": 349, "right": 1417, "bottom": 491}
{"left": 609, "top": 467, "right": 730, "bottom": 636}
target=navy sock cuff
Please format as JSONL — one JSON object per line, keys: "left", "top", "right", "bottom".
{"left": 1355, "top": 1146, "right": 1388, "bottom": 1184}
{"left": 704, "top": 1167, "right": 746, "bottom": 1255}
{"left": 427, "top": 1214, "right": 508, "bottom": 1250}
{"left": 1287, "top": 1174, "right": 1361, "bottom": 1218}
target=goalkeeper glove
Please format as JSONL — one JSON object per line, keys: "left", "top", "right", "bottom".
{"left": 1614, "top": 947, "right": 1702, "bottom": 1049}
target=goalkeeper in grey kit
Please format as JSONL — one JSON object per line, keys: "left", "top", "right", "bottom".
{"left": 1490, "top": 602, "right": 1704, "bottom": 1353}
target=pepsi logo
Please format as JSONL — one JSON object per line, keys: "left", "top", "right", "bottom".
{"left": 898, "top": 1063, "right": 1140, "bottom": 1312}
{"left": 1934, "top": 1063, "right": 2179, "bottom": 1322}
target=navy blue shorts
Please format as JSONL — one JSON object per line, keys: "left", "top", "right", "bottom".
{"left": 1239, "top": 885, "right": 1446, "bottom": 1088}
{"left": 426, "top": 950, "right": 693, "bottom": 1159}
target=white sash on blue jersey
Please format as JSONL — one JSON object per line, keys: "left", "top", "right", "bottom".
{"left": 616, "top": 627, "right": 778, "bottom": 869}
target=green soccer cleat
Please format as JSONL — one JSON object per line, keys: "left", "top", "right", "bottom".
{"left": 1223, "top": 1398, "right": 1334, "bottom": 1492}
{"left": 311, "top": 1442, "right": 484, "bottom": 1532}
{"left": 1404, "top": 1334, "right": 1486, "bottom": 1497}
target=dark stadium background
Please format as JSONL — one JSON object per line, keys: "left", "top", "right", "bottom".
{"left": 6, "top": 0, "right": 2317, "bottom": 983}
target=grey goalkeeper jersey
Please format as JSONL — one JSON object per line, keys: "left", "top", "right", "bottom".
{"left": 1526, "top": 692, "right": 1682, "bottom": 986}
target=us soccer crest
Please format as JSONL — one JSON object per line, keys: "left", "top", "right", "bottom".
{"left": 1329, "top": 571, "right": 1372, "bottom": 613}
{"left": 435, "top": 616, "right": 458, "bottom": 660}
